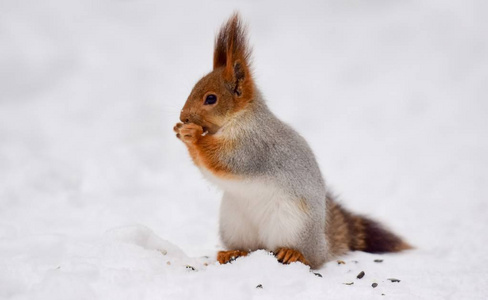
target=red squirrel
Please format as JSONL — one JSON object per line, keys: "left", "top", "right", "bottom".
{"left": 174, "top": 13, "right": 410, "bottom": 269}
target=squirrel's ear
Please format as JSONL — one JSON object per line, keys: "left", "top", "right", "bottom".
{"left": 232, "top": 60, "right": 245, "bottom": 96}
{"left": 214, "top": 13, "right": 253, "bottom": 99}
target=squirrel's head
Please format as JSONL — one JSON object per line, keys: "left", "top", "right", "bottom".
{"left": 180, "top": 13, "right": 254, "bottom": 134}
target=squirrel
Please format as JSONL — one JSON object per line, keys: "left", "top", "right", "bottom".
{"left": 173, "top": 13, "right": 411, "bottom": 269}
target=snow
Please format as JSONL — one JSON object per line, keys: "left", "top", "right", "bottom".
{"left": 1, "top": 0, "right": 487, "bottom": 299}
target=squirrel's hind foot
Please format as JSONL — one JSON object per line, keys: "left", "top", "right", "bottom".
{"left": 275, "top": 248, "right": 310, "bottom": 267}
{"left": 217, "top": 250, "right": 249, "bottom": 264}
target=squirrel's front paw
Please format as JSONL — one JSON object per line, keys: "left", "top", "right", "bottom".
{"left": 174, "top": 123, "right": 204, "bottom": 144}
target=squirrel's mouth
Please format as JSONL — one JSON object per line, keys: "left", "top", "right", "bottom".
{"left": 202, "top": 125, "right": 220, "bottom": 135}
{"left": 200, "top": 121, "right": 220, "bottom": 135}
{"left": 184, "top": 116, "right": 220, "bottom": 135}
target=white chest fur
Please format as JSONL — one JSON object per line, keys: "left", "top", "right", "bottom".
{"left": 200, "top": 169, "right": 308, "bottom": 251}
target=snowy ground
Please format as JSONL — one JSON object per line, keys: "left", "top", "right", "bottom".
{"left": 1, "top": 0, "right": 487, "bottom": 299}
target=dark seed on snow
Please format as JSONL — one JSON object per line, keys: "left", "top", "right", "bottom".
{"left": 374, "top": 259, "right": 383, "bottom": 263}
{"left": 388, "top": 278, "right": 401, "bottom": 283}
{"left": 337, "top": 260, "right": 346, "bottom": 265}
{"left": 313, "top": 272, "right": 322, "bottom": 277}
{"left": 372, "top": 283, "right": 378, "bottom": 288}
{"left": 256, "top": 284, "right": 263, "bottom": 289}
{"left": 185, "top": 265, "right": 196, "bottom": 271}
{"left": 343, "top": 282, "right": 354, "bottom": 285}
{"left": 357, "top": 271, "right": 365, "bottom": 279}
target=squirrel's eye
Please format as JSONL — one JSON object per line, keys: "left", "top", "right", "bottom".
{"left": 204, "top": 94, "right": 217, "bottom": 105}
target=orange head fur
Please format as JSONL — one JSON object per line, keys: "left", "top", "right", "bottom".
{"left": 180, "top": 13, "right": 254, "bottom": 134}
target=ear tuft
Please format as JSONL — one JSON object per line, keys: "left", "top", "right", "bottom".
{"left": 213, "top": 13, "right": 254, "bottom": 99}
{"left": 213, "top": 25, "right": 228, "bottom": 69}
{"left": 213, "top": 13, "right": 252, "bottom": 71}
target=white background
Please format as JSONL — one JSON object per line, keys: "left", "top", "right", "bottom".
{"left": 1, "top": 0, "right": 487, "bottom": 299}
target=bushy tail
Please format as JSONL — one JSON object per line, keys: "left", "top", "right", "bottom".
{"left": 326, "top": 194, "right": 411, "bottom": 257}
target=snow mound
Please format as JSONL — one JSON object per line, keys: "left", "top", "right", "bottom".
{"left": 104, "top": 225, "right": 187, "bottom": 258}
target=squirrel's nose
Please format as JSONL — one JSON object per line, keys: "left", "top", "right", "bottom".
{"left": 180, "top": 108, "right": 202, "bottom": 125}
{"left": 179, "top": 110, "right": 190, "bottom": 124}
